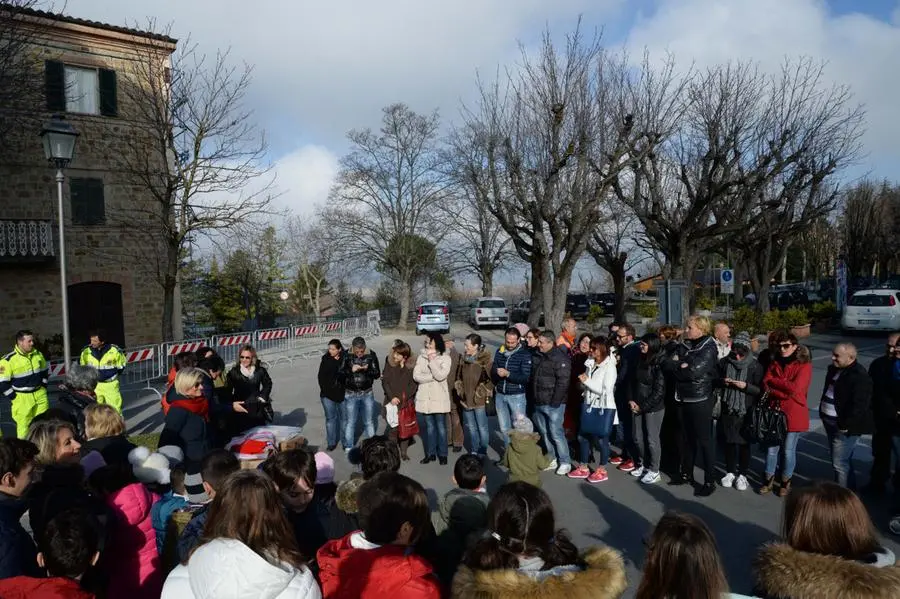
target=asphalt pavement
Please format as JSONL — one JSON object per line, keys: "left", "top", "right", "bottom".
{"left": 30, "top": 323, "right": 900, "bottom": 597}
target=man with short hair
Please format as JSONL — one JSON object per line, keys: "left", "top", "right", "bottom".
{"left": 556, "top": 318, "right": 577, "bottom": 354}
{"left": 340, "top": 337, "right": 381, "bottom": 447}
{"left": 713, "top": 322, "right": 732, "bottom": 360}
{"left": 822, "top": 343, "right": 874, "bottom": 488}
{"left": 491, "top": 327, "right": 533, "bottom": 451}
{"left": 610, "top": 323, "right": 641, "bottom": 471}
{"left": 868, "top": 332, "right": 900, "bottom": 494}
{"left": 177, "top": 449, "right": 240, "bottom": 561}
{"left": 0, "top": 438, "right": 41, "bottom": 579}
{"left": 0, "top": 330, "right": 50, "bottom": 438}
{"left": 531, "top": 330, "right": 571, "bottom": 475}
{"left": 79, "top": 329, "right": 126, "bottom": 413}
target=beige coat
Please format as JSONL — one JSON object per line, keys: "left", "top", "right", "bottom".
{"left": 413, "top": 350, "right": 452, "bottom": 414}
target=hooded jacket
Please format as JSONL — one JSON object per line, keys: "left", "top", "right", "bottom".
{"left": 531, "top": 346, "right": 571, "bottom": 408}
{"left": 340, "top": 350, "right": 381, "bottom": 393}
{"left": 413, "top": 350, "right": 452, "bottom": 414}
{"left": 671, "top": 336, "right": 720, "bottom": 403}
{"left": 455, "top": 350, "right": 494, "bottom": 410}
{"left": 316, "top": 531, "right": 441, "bottom": 599}
{"left": 753, "top": 543, "right": 900, "bottom": 599}
{"left": 491, "top": 344, "right": 533, "bottom": 396}
{"left": 0, "top": 490, "right": 40, "bottom": 579}
{"left": 0, "top": 576, "right": 94, "bottom": 599}
{"left": 500, "top": 431, "right": 552, "bottom": 487}
{"left": 451, "top": 545, "right": 627, "bottom": 599}
{"left": 318, "top": 351, "right": 346, "bottom": 403}
{"left": 105, "top": 482, "right": 162, "bottom": 599}
{"left": 763, "top": 346, "right": 812, "bottom": 433}
{"left": 162, "top": 538, "right": 321, "bottom": 599}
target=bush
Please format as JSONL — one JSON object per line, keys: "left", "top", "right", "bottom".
{"left": 695, "top": 294, "right": 715, "bottom": 311}
{"left": 730, "top": 305, "right": 760, "bottom": 335}
{"left": 636, "top": 303, "right": 659, "bottom": 319}
{"left": 810, "top": 300, "right": 837, "bottom": 321}
{"left": 762, "top": 309, "right": 783, "bottom": 332}
{"left": 586, "top": 304, "right": 605, "bottom": 325}
{"left": 782, "top": 306, "right": 809, "bottom": 327}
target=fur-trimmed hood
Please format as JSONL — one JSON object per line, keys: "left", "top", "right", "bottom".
{"left": 335, "top": 476, "right": 365, "bottom": 514}
{"left": 754, "top": 543, "right": 900, "bottom": 599}
{"left": 451, "top": 546, "right": 627, "bottom": 599}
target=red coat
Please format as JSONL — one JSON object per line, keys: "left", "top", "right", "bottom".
{"left": 763, "top": 346, "right": 812, "bottom": 433}
{"left": 317, "top": 532, "right": 442, "bottom": 599}
{"left": 106, "top": 483, "right": 163, "bottom": 599}
{"left": 0, "top": 576, "right": 94, "bottom": 598}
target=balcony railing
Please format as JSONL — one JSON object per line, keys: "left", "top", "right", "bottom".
{"left": 0, "top": 219, "right": 55, "bottom": 262}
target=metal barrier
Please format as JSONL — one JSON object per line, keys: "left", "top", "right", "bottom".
{"left": 212, "top": 333, "right": 253, "bottom": 367}
{"left": 162, "top": 338, "right": 210, "bottom": 369}
{"left": 120, "top": 344, "right": 164, "bottom": 389}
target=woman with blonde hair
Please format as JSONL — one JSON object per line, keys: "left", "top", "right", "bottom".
{"left": 26, "top": 419, "right": 81, "bottom": 465}
{"left": 669, "top": 315, "right": 719, "bottom": 496}
{"left": 83, "top": 403, "right": 136, "bottom": 472}
{"left": 162, "top": 469, "right": 321, "bottom": 598}
{"left": 754, "top": 482, "right": 900, "bottom": 598}
{"left": 225, "top": 344, "right": 274, "bottom": 436}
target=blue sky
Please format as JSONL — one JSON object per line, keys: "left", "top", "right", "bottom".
{"left": 68, "top": 0, "right": 900, "bottom": 222}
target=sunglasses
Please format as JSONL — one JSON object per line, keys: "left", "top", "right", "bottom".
{"left": 239, "top": 355, "right": 253, "bottom": 360}
{"left": 778, "top": 343, "right": 794, "bottom": 349}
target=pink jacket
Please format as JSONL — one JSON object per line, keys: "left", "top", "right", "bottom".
{"left": 106, "top": 483, "right": 163, "bottom": 599}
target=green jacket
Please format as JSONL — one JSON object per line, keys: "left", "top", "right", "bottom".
{"left": 500, "top": 431, "right": 551, "bottom": 487}
{"left": 433, "top": 488, "right": 490, "bottom": 587}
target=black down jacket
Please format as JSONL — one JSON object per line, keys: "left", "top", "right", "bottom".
{"left": 671, "top": 335, "right": 719, "bottom": 403}
{"left": 633, "top": 356, "right": 666, "bottom": 413}
{"left": 530, "top": 346, "right": 571, "bottom": 408}
{"left": 340, "top": 350, "right": 381, "bottom": 393}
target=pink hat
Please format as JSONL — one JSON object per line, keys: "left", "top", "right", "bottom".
{"left": 314, "top": 451, "right": 335, "bottom": 485}
{"left": 514, "top": 323, "right": 529, "bottom": 337}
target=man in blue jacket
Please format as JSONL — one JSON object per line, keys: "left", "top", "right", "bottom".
{"left": 0, "top": 438, "right": 40, "bottom": 580}
{"left": 491, "top": 327, "right": 533, "bottom": 452}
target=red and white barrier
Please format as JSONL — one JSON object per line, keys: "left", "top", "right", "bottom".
{"left": 258, "top": 329, "right": 288, "bottom": 341}
{"left": 126, "top": 348, "right": 154, "bottom": 363}
{"left": 325, "top": 322, "right": 341, "bottom": 332}
{"left": 48, "top": 361, "right": 67, "bottom": 379}
{"left": 216, "top": 334, "right": 252, "bottom": 347}
{"left": 166, "top": 341, "right": 206, "bottom": 356}
{"left": 294, "top": 325, "right": 320, "bottom": 337}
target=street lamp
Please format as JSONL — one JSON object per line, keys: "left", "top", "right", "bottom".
{"left": 40, "top": 115, "right": 79, "bottom": 367}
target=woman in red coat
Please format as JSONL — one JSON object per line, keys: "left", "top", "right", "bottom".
{"left": 760, "top": 331, "right": 812, "bottom": 497}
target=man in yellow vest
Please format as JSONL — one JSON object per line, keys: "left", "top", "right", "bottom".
{"left": 79, "top": 330, "right": 126, "bottom": 413}
{"left": 0, "top": 330, "right": 50, "bottom": 438}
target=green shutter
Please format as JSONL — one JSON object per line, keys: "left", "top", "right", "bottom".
{"left": 88, "top": 179, "right": 106, "bottom": 224}
{"left": 45, "top": 60, "right": 65, "bottom": 112}
{"left": 99, "top": 69, "right": 117, "bottom": 117}
{"left": 69, "top": 178, "right": 105, "bottom": 225}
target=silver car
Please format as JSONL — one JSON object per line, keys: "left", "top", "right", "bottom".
{"left": 416, "top": 301, "right": 450, "bottom": 334}
{"left": 469, "top": 297, "right": 510, "bottom": 330}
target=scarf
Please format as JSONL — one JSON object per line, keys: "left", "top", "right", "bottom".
{"left": 723, "top": 352, "right": 752, "bottom": 416}
{"left": 170, "top": 396, "right": 209, "bottom": 421}
{"left": 240, "top": 364, "right": 256, "bottom": 378}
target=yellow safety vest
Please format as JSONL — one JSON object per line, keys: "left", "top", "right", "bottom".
{"left": 0, "top": 346, "right": 49, "bottom": 401}
{"left": 79, "top": 344, "right": 126, "bottom": 383}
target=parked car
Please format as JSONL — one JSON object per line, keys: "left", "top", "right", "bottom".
{"left": 565, "top": 294, "right": 591, "bottom": 319}
{"left": 588, "top": 293, "right": 616, "bottom": 314}
{"left": 469, "top": 297, "right": 510, "bottom": 330}
{"left": 841, "top": 289, "right": 900, "bottom": 333}
{"left": 769, "top": 288, "right": 811, "bottom": 311}
{"left": 510, "top": 299, "right": 545, "bottom": 326}
{"left": 416, "top": 301, "right": 450, "bottom": 335}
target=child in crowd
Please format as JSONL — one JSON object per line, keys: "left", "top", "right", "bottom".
{"left": 317, "top": 471, "right": 442, "bottom": 599}
{"left": 314, "top": 451, "right": 338, "bottom": 510}
{"left": 0, "top": 509, "right": 101, "bottom": 599}
{"left": 500, "top": 415, "right": 551, "bottom": 487}
{"left": 177, "top": 449, "right": 240, "bottom": 562}
{"left": 82, "top": 403, "right": 137, "bottom": 473}
{"left": 151, "top": 464, "right": 188, "bottom": 555}
{"left": 262, "top": 449, "right": 329, "bottom": 561}
{"left": 434, "top": 454, "right": 490, "bottom": 587}
{"left": 0, "top": 438, "right": 41, "bottom": 580}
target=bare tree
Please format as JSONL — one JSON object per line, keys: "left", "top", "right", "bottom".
{"left": 119, "top": 23, "right": 276, "bottom": 339}
{"left": 797, "top": 216, "right": 837, "bottom": 286}
{"left": 454, "top": 25, "right": 682, "bottom": 331}
{"left": 322, "top": 103, "right": 449, "bottom": 327}
{"left": 0, "top": 0, "right": 46, "bottom": 153}
{"left": 284, "top": 217, "right": 334, "bottom": 317}
{"left": 841, "top": 181, "right": 897, "bottom": 279}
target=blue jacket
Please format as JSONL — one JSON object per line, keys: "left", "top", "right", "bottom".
{"left": 151, "top": 491, "right": 189, "bottom": 554}
{"left": 0, "top": 492, "right": 40, "bottom": 580}
{"left": 177, "top": 505, "right": 209, "bottom": 563}
{"left": 491, "top": 343, "right": 533, "bottom": 396}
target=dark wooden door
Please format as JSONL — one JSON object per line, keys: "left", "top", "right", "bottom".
{"left": 68, "top": 282, "right": 125, "bottom": 352}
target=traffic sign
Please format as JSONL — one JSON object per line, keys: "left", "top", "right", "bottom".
{"left": 720, "top": 269, "right": 734, "bottom": 294}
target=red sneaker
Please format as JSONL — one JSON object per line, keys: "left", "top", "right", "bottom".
{"left": 609, "top": 455, "right": 624, "bottom": 466}
{"left": 587, "top": 468, "right": 609, "bottom": 483}
{"left": 567, "top": 465, "right": 591, "bottom": 479}
{"left": 617, "top": 459, "right": 636, "bottom": 472}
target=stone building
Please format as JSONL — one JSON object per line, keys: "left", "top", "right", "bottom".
{"left": 0, "top": 7, "right": 176, "bottom": 358}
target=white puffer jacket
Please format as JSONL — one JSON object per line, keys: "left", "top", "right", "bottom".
{"left": 162, "top": 538, "right": 321, "bottom": 599}
{"left": 413, "top": 350, "right": 452, "bottom": 414}
{"left": 581, "top": 356, "right": 619, "bottom": 425}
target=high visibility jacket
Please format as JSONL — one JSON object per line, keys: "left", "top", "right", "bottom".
{"left": 80, "top": 344, "right": 126, "bottom": 384}
{"left": 0, "top": 346, "right": 49, "bottom": 401}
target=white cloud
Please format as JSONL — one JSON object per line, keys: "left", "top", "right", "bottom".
{"left": 625, "top": 0, "right": 900, "bottom": 179}
{"left": 270, "top": 145, "right": 340, "bottom": 216}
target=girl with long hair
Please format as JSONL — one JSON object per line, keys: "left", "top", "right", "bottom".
{"left": 628, "top": 333, "right": 666, "bottom": 484}
{"left": 454, "top": 333, "right": 493, "bottom": 458}
{"left": 382, "top": 339, "right": 417, "bottom": 460}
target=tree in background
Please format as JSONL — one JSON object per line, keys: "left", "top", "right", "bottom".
{"left": 841, "top": 181, "right": 899, "bottom": 278}
{"left": 285, "top": 218, "right": 334, "bottom": 318}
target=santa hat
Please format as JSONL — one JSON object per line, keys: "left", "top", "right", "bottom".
{"left": 128, "top": 446, "right": 172, "bottom": 485}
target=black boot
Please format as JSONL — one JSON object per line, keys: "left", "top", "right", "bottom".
{"left": 438, "top": 456, "right": 448, "bottom": 465}
{"left": 695, "top": 482, "right": 716, "bottom": 497}
{"left": 420, "top": 455, "right": 436, "bottom": 464}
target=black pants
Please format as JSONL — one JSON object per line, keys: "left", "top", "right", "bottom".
{"left": 724, "top": 443, "right": 750, "bottom": 475}
{"left": 870, "top": 427, "right": 898, "bottom": 487}
{"left": 660, "top": 400, "right": 684, "bottom": 475}
{"left": 681, "top": 399, "right": 716, "bottom": 485}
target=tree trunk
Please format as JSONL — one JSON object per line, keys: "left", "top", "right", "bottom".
{"left": 398, "top": 272, "right": 412, "bottom": 329}
{"left": 732, "top": 261, "right": 745, "bottom": 306}
{"left": 481, "top": 268, "right": 493, "bottom": 297}
{"left": 161, "top": 244, "right": 179, "bottom": 340}
{"left": 611, "top": 269, "right": 627, "bottom": 323}
{"left": 528, "top": 261, "right": 545, "bottom": 328}
{"left": 544, "top": 274, "right": 570, "bottom": 334}
{"left": 667, "top": 245, "right": 699, "bottom": 324}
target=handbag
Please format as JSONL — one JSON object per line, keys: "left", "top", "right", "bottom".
{"left": 580, "top": 404, "right": 613, "bottom": 437}
{"left": 398, "top": 393, "right": 420, "bottom": 439}
{"left": 741, "top": 391, "right": 787, "bottom": 447}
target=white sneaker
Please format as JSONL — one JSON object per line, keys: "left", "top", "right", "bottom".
{"left": 556, "top": 463, "right": 572, "bottom": 476}
{"left": 735, "top": 475, "right": 749, "bottom": 491}
{"left": 890, "top": 516, "right": 900, "bottom": 536}
{"left": 630, "top": 465, "right": 645, "bottom": 478}
{"left": 641, "top": 470, "right": 661, "bottom": 484}
{"left": 720, "top": 472, "right": 735, "bottom": 488}
{"left": 544, "top": 459, "right": 558, "bottom": 472}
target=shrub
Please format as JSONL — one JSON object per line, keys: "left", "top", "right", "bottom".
{"left": 730, "top": 305, "right": 760, "bottom": 335}
{"left": 782, "top": 306, "right": 809, "bottom": 327}
{"left": 586, "top": 304, "right": 605, "bottom": 325}
{"left": 762, "top": 309, "right": 783, "bottom": 332}
{"left": 695, "top": 294, "right": 715, "bottom": 311}
{"left": 636, "top": 303, "right": 659, "bottom": 319}
{"left": 810, "top": 300, "right": 837, "bottom": 321}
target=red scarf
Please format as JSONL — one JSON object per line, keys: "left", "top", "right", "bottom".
{"left": 166, "top": 394, "right": 209, "bottom": 421}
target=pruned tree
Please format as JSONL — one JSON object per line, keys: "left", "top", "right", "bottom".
{"left": 796, "top": 216, "right": 836, "bottom": 286}
{"left": 0, "top": 0, "right": 46, "bottom": 153}
{"left": 119, "top": 22, "right": 276, "bottom": 339}
{"left": 841, "top": 181, "right": 897, "bottom": 278}
{"left": 322, "top": 103, "right": 449, "bottom": 327}
{"left": 285, "top": 217, "right": 334, "bottom": 318}
{"left": 453, "top": 25, "right": 683, "bottom": 331}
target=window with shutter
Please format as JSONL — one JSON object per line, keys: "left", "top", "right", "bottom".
{"left": 99, "top": 69, "right": 117, "bottom": 117}
{"left": 70, "top": 178, "right": 106, "bottom": 226}
{"left": 45, "top": 60, "right": 66, "bottom": 112}
{"left": 44, "top": 61, "right": 118, "bottom": 117}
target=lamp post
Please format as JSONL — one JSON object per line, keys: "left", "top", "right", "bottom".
{"left": 40, "top": 115, "right": 79, "bottom": 367}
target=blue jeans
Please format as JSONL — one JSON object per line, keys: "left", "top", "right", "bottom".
{"left": 765, "top": 431, "right": 801, "bottom": 479}
{"left": 422, "top": 413, "right": 448, "bottom": 458}
{"left": 533, "top": 404, "right": 570, "bottom": 465}
{"left": 321, "top": 397, "right": 343, "bottom": 448}
{"left": 462, "top": 407, "right": 490, "bottom": 455}
{"left": 823, "top": 418, "right": 861, "bottom": 489}
{"left": 343, "top": 390, "right": 376, "bottom": 447}
{"left": 496, "top": 392, "right": 527, "bottom": 448}
{"left": 577, "top": 409, "right": 615, "bottom": 466}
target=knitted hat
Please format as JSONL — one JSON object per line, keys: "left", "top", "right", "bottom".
{"left": 80, "top": 450, "right": 107, "bottom": 478}
{"left": 513, "top": 415, "right": 534, "bottom": 435}
{"left": 733, "top": 331, "right": 752, "bottom": 352}
{"left": 314, "top": 451, "right": 335, "bottom": 485}
{"left": 128, "top": 446, "right": 172, "bottom": 485}
{"left": 157, "top": 445, "right": 185, "bottom": 466}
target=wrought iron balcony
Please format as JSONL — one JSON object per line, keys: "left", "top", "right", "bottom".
{"left": 0, "top": 219, "right": 55, "bottom": 263}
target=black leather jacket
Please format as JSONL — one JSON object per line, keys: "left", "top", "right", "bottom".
{"left": 340, "top": 350, "right": 381, "bottom": 392}
{"left": 634, "top": 355, "right": 666, "bottom": 413}
{"left": 671, "top": 336, "right": 719, "bottom": 403}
